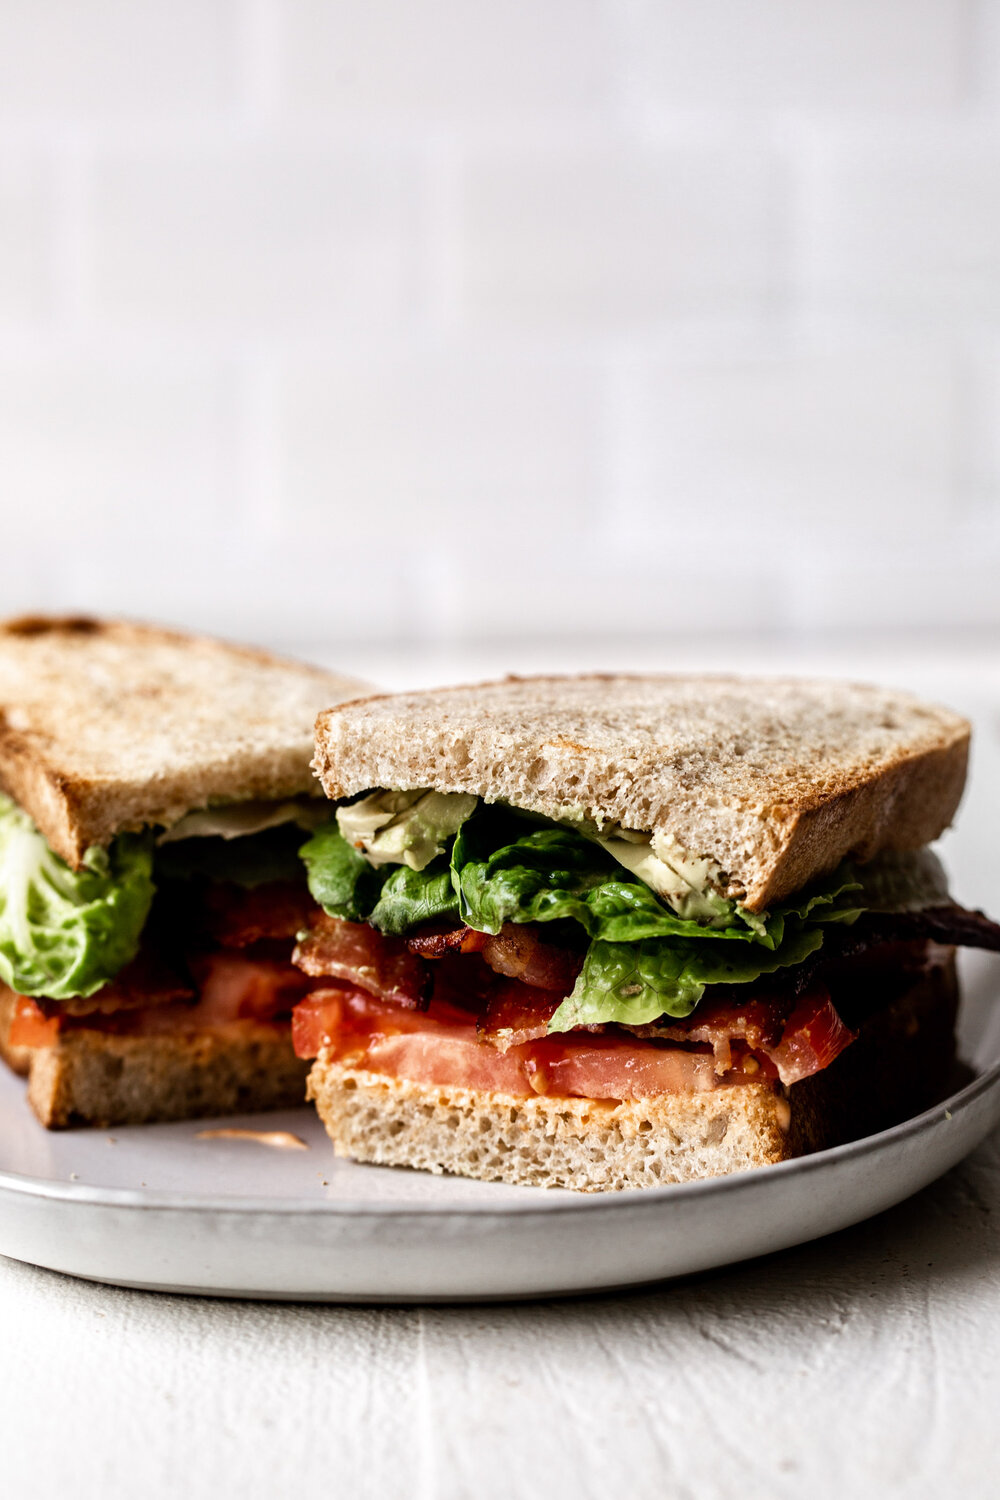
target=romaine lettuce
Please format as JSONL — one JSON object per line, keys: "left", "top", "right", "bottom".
{"left": 303, "top": 801, "right": 863, "bottom": 940}
{"left": 368, "top": 860, "right": 460, "bottom": 934}
{"left": 549, "top": 926, "right": 827, "bottom": 1030}
{"left": 452, "top": 811, "right": 862, "bottom": 947}
{"left": 301, "top": 819, "right": 459, "bottom": 934}
{"left": 452, "top": 819, "right": 617, "bottom": 934}
{"left": 0, "top": 795, "right": 154, "bottom": 999}
{"left": 298, "top": 821, "right": 388, "bottom": 921}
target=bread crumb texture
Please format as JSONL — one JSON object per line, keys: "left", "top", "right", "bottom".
{"left": 314, "top": 674, "right": 969, "bottom": 908}
{"left": 308, "top": 1066, "right": 794, "bottom": 1191}
{"left": 25, "top": 1022, "right": 309, "bottom": 1128}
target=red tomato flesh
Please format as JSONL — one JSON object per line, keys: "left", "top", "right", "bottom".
{"left": 6, "top": 953, "right": 311, "bottom": 1047}
{"left": 292, "top": 987, "right": 760, "bottom": 1100}
{"left": 8, "top": 995, "right": 61, "bottom": 1048}
{"left": 768, "top": 987, "right": 856, "bottom": 1085}
{"left": 186, "top": 951, "right": 312, "bottom": 1026}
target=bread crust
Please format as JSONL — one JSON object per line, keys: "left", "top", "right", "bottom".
{"left": 0, "top": 615, "right": 367, "bottom": 866}
{"left": 313, "top": 673, "right": 970, "bottom": 909}
{"left": 307, "top": 954, "right": 958, "bottom": 1191}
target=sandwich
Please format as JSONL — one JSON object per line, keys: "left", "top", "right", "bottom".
{"left": 0, "top": 615, "right": 366, "bottom": 1128}
{"left": 289, "top": 674, "right": 1000, "bottom": 1191}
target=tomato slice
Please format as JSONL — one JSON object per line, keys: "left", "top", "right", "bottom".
{"left": 768, "top": 987, "right": 856, "bottom": 1085}
{"left": 292, "top": 988, "right": 757, "bottom": 1100}
{"left": 8, "top": 996, "right": 61, "bottom": 1049}
{"left": 525, "top": 1033, "right": 724, "bottom": 1098}
{"left": 6, "top": 954, "right": 310, "bottom": 1047}
{"left": 187, "top": 951, "right": 313, "bottom": 1026}
{"left": 292, "top": 986, "right": 472, "bottom": 1060}
{"left": 293, "top": 988, "right": 539, "bottom": 1094}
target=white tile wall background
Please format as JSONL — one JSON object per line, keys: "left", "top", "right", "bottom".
{"left": 0, "top": 0, "right": 998, "bottom": 652}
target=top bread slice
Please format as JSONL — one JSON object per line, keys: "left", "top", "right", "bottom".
{"left": 312, "top": 674, "right": 970, "bottom": 912}
{"left": 0, "top": 616, "right": 367, "bottom": 867}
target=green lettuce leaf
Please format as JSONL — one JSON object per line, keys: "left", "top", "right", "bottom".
{"left": 0, "top": 795, "right": 155, "bottom": 1000}
{"left": 451, "top": 810, "right": 862, "bottom": 947}
{"left": 451, "top": 809, "right": 864, "bottom": 1031}
{"left": 298, "top": 821, "right": 388, "bottom": 920}
{"left": 368, "top": 860, "right": 460, "bottom": 935}
{"left": 549, "top": 925, "right": 827, "bottom": 1030}
{"left": 300, "top": 818, "right": 462, "bottom": 933}
{"left": 752, "top": 866, "right": 866, "bottom": 949}
{"left": 452, "top": 818, "right": 614, "bottom": 935}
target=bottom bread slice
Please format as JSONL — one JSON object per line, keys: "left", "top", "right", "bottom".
{"left": 307, "top": 956, "right": 958, "bottom": 1191}
{"left": 7, "top": 1018, "right": 309, "bottom": 1129}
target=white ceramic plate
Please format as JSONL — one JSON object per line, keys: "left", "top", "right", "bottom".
{"left": 2, "top": 951, "right": 999, "bottom": 1303}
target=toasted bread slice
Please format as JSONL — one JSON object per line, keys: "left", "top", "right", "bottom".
{"left": 307, "top": 953, "right": 957, "bottom": 1191}
{"left": 1, "top": 977, "right": 312, "bottom": 1129}
{"left": 20, "top": 1021, "right": 309, "bottom": 1129}
{"left": 313, "top": 675, "right": 969, "bottom": 910}
{"left": 0, "top": 615, "right": 366, "bottom": 867}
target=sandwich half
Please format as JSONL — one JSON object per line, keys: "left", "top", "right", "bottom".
{"left": 291, "top": 674, "right": 1000, "bottom": 1191}
{"left": 0, "top": 615, "right": 366, "bottom": 1128}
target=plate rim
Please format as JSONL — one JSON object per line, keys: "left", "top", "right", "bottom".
{"left": 1, "top": 1049, "right": 997, "bottom": 1221}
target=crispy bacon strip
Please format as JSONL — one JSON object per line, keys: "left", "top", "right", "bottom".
{"left": 885, "top": 904, "right": 1000, "bottom": 950}
{"left": 408, "top": 924, "right": 582, "bottom": 992}
{"left": 633, "top": 987, "right": 856, "bottom": 1082}
{"left": 479, "top": 925, "right": 583, "bottom": 993}
{"left": 406, "top": 926, "right": 489, "bottom": 958}
{"left": 293, "top": 913, "right": 431, "bottom": 1010}
{"left": 637, "top": 996, "right": 788, "bottom": 1074}
{"left": 197, "top": 880, "right": 318, "bottom": 948}
{"left": 426, "top": 951, "right": 497, "bottom": 1017}
{"left": 477, "top": 980, "right": 562, "bottom": 1052}
{"left": 793, "top": 904, "right": 1000, "bottom": 994}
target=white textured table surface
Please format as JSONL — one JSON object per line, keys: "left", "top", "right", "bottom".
{"left": 3, "top": 643, "right": 1000, "bottom": 1500}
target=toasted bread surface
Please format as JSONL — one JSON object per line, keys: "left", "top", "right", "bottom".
{"left": 309, "top": 1068, "right": 796, "bottom": 1190}
{"left": 307, "top": 954, "right": 957, "bottom": 1191}
{"left": 313, "top": 675, "right": 969, "bottom": 909}
{"left": 0, "top": 616, "right": 366, "bottom": 865}
{"left": 24, "top": 1021, "right": 309, "bottom": 1128}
